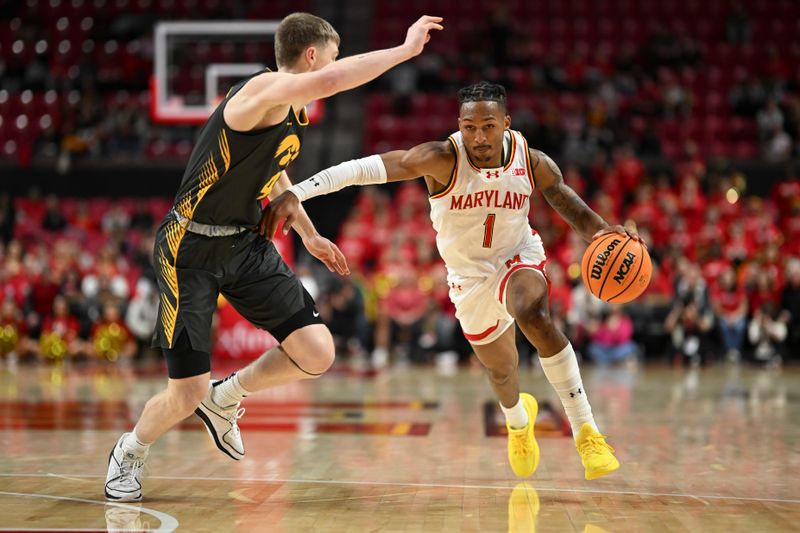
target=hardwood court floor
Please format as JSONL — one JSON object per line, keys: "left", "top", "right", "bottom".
{"left": 0, "top": 360, "right": 798, "bottom": 532}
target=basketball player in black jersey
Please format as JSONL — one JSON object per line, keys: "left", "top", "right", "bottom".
{"left": 105, "top": 12, "right": 443, "bottom": 502}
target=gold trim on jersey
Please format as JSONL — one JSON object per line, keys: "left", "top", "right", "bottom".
{"left": 430, "top": 136, "right": 460, "bottom": 199}
{"left": 176, "top": 130, "right": 230, "bottom": 219}
{"left": 521, "top": 134, "right": 536, "bottom": 190}
{"left": 465, "top": 130, "right": 516, "bottom": 173}
{"left": 158, "top": 219, "right": 186, "bottom": 347}
{"left": 292, "top": 106, "right": 309, "bottom": 126}
{"left": 218, "top": 129, "right": 230, "bottom": 173}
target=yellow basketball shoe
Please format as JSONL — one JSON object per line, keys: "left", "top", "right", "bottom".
{"left": 507, "top": 393, "right": 540, "bottom": 478}
{"left": 575, "top": 423, "right": 620, "bottom": 480}
{"left": 507, "top": 482, "right": 540, "bottom": 533}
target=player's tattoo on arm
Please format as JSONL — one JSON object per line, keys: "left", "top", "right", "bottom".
{"left": 537, "top": 151, "right": 607, "bottom": 241}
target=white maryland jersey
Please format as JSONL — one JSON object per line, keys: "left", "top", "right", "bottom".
{"left": 429, "top": 129, "right": 537, "bottom": 279}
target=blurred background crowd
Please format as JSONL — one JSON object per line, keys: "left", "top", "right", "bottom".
{"left": 1, "top": 0, "right": 799, "bottom": 368}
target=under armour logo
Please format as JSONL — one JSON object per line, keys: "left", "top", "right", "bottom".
{"left": 485, "top": 170, "right": 500, "bottom": 179}
{"left": 450, "top": 282, "right": 462, "bottom": 291}
{"left": 311, "top": 178, "right": 320, "bottom": 187}
{"left": 569, "top": 388, "right": 582, "bottom": 398}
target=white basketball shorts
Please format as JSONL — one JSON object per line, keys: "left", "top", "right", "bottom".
{"left": 448, "top": 233, "right": 550, "bottom": 346}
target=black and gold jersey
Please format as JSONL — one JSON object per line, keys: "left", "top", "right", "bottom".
{"left": 171, "top": 72, "right": 307, "bottom": 227}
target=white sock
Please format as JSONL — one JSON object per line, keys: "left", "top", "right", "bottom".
{"left": 539, "top": 343, "right": 598, "bottom": 440}
{"left": 500, "top": 396, "right": 529, "bottom": 429}
{"left": 122, "top": 430, "right": 150, "bottom": 457}
{"left": 212, "top": 372, "right": 249, "bottom": 408}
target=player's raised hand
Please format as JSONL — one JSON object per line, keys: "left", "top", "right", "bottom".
{"left": 258, "top": 190, "right": 300, "bottom": 240}
{"left": 402, "top": 15, "right": 444, "bottom": 57}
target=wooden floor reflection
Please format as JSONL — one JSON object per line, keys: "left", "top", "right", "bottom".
{"left": 1, "top": 360, "right": 798, "bottom": 532}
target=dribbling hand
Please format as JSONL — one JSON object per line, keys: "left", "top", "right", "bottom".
{"left": 592, "top": 223, "right": 646, "bottom": 245}
{"left": 402, "top": 15, "right": 444, "bottom": 57}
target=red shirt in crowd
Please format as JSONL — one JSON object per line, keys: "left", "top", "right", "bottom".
{"left": 711, "top": 285, "right": 747, "bottom": 315}
{"left": 41, "top": 315, "right": 80, "bottom": 342}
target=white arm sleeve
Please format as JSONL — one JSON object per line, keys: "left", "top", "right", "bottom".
{"left": 286, "top": 154, "right": 387, "bottom": 202}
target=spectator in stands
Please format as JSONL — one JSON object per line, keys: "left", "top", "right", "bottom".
{"left": 101, "top": 204, "right": 130, "bottom": 234}
{"left": 129, "top": 200, "right": 154, "bottom": 232}
{"left": 748, "top": 301, "right": 788, "bottom": 364}
{"left": 763, "top": 125, "right": 793, "bottom": 162}
{"left": 41, "top": 194, "right": 67, "bottom": 232}
{"left": 730, "top": 76, "right": 767, "bottom": 117}
{"left": 711, "top": 266, "right": 748, "bottom": 361}
{"left": 325, "top": 277, "right": 368, "bottom": 361}
{"left": 726, "top": 1, "right": 753, "bottom": 44}
{"left": 373, "top": 266, "right": 428, "bottom": 367}
{"left": 568, "top": 280, "right": 607, "bottom": 357}
{"left": 29, "top": 268, "right": 62, "bottom": 328}
{"left": 587, "top": 306, "right": 638, "bottom": 365}
{"left": 91, "top": 301, "right": 136, "bottom": 362}
{"left": 661, "top": 72, "right": 692, "bottom": 118}
{"left": 487, "top": 4, "right": 512, "bottom": 67}
{"left": 546, "top": 263, "right": 571, "bottom": 336}
{"left": 781, "top": 259, "right": 800, "bottom": 359}
{"left": 757, "top": 99, "right": 784, "bottom": 140}
{"left": 125, "top": 278, "right": 159, "bottom": 360}
{"left": 665, "top": 262, "right": 714, "bottom": 362}
{"left": 0, "top": 298, "right": 32, "bottom": 360}
{"left": 40, "top": 295, "right": 84, "bottom": 360}
{"left": 0, "top": 193, "right": 15, "bottom": 244}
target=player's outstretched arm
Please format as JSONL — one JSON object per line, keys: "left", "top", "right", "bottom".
{"left": 225, "top": 16, "right": 443, "bottom": 131}
{"left": 259, "top": 141, "right": 454, "bottom": 240}
{"left": 531, "top": 149, "right": 643, "bottom": 244}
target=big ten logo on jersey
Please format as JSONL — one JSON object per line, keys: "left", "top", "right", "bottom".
{"left": 513, "top": 168, "right": 526, "bottom": 176}
{"left": 258, "top": 134, "right": 301, "bottom": 200}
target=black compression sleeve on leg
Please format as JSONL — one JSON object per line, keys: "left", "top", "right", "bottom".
{"left": 164, "top": 329, "right": 211, "bottom": 379}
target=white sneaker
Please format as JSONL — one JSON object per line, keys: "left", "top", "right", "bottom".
{"left": 195, "top": 382, "right": 245, "bottom": 460}
{"left": 104, "top": 433, "right": 146, "bottom": 502}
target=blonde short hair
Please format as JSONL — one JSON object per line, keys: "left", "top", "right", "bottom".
{"left": 275, "top": 13, "right": 340, "bottom": 68}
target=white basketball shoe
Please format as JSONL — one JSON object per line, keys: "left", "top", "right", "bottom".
{"left": 104, "top": 433, "right": 147, "bottom": 502}
{"left": 195, "top": 381, "right": 246, "bottom": 460}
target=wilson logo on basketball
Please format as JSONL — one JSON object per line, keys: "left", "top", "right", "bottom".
{"left": 590, "top": 238, "right": 622, "bottom": 280}
{"left": 612, "top": 251, "right": 637, "bottom": 284}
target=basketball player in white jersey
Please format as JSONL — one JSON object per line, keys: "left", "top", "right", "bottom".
{"left": 263, "top": 81, "right": 640, "bottom": 480}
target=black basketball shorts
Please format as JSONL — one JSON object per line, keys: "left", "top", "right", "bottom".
{"left": 151, "top": 216, "right": 323, "bottom": 378}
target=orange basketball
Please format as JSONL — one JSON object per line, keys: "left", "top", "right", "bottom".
{"left": 581, "top": 232, "right": 652, "bottom": 303}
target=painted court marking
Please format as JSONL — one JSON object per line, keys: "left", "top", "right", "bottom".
{"left": 1, "top": 472, "right": 798, "bottom": 506}
{"left": 0, "top": 491, "right": 179, "bottom": 532}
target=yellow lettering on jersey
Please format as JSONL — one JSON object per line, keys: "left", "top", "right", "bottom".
{"left": 275, "top": 134, "right": 300, "bottom": 167}
{"left": 257, "top": 171, "right": 282, "bottom": 200}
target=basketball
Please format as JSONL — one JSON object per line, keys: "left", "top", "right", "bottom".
{"left": 581, "top": 232, "right": 652, "bottom": 303}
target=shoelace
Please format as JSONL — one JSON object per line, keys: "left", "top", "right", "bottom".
{"left": 577, "top": 434, "right": 615, "bottom": 456}
{"left": 510, "top": 432, "right": 533, "bottom": 456}
{"left": 120, "top": 452, "right": 145, "bottom": 484}
{"left": 226, "top": 407, "right": 246, "bottom": 436}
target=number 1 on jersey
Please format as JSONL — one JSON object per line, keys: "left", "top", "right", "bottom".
{"left": 482, "top": 213, "right": 496, "bottom": 248}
